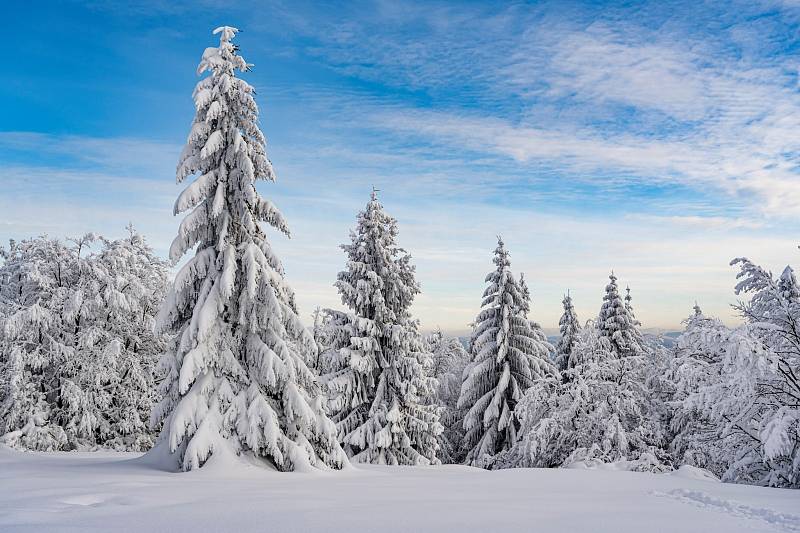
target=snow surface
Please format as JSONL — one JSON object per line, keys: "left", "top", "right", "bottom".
{"left": 1, "top": 446, "right": 798, "bottom": 533}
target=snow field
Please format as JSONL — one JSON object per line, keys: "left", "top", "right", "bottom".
{"left": 1, "top": 447, "right": 798, "bottom": 533}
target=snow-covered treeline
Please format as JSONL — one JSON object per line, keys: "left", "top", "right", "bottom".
{"left": 0, "top": 228, "right": 169, "bottom": 451}
{"left": 464, "top": 253, "right": 799, "bottom": 489}
{"left": 453, "top": 256, "right": 667, "bottom": 472}
{"left": 0, "top": 25, "right": 796, "bottom": 491}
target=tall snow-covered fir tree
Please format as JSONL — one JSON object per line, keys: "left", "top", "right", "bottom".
{"left": 322, "top": 190, "right": 441, "bottom": 465}
{"left": 597, "top": 272, "right": 644, "bottom": 358}
{"left": 151, "top": 26, "right": 346, "bottom": 472}
{"left": 458, "top": 238, "right": 555, "bottom": 467}
{"left": 555, "top": 292, "right": 580, "bottom": 373}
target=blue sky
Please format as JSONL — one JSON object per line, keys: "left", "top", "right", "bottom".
{"left": 2, "top": 0, "right": 800, "bottom": 334}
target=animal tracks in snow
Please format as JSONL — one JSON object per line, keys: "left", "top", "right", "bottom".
{"left": 652, "top": 489, "right": 800, "bottom": 532}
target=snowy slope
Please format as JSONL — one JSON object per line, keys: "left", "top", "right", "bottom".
{"left": 1, "top": 446, "right": 798, "bottom": 533}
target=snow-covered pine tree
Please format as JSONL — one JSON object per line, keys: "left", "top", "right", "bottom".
{"left": 555, "top": 292, "right": 580, "bottom": 373}
{"left": 597, "top": 272, "right": 644, "bottom": 358}
{"left": 307, "top": 306, "right": 327, "bottom": 373}
{"left": 624, "top": 286, "right": 637, "bottom": 321}
{"left": 518, "top": 273, "right": 553, "bottom": 357}
{"left": 151, "top": 26, "right": 346, "bottom": 472}
{"left": 425, "top": 328, "right": 469, "bottom": 464}
{"left": 322, "top": 190, "right": 441, "bottom": 465}
{"left": 458, "top": 238, "right": 555, "bottom": 467}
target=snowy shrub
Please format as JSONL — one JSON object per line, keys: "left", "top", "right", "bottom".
{"left": 498, "top": 325, "right": 667, "bottom": 471}
{"left": 151, "top": 27, "right": 347, "bottom": 472}
{"left": 668, "top": 257, "right": 800, "bottom": 488}
{"left": 321, "top": 191, "right": 441, "bottom": 465}
{"left": 425, "top": 328, "right": 469, "bottom": 464}
{"left": 664, "top": 305, "right": 731, "bottom": 477}
{"left": 458, "top": 238, "right": 555, "bottom": 467}
{"left": 0, "top": 229, "right": 168, "bottom": 451}
{"left": 0, "top": 236, "right": 79, "bottom": 451}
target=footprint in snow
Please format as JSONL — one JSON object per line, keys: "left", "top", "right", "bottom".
{"left": 652, "top": 488, "right": 800, "bottom": 532}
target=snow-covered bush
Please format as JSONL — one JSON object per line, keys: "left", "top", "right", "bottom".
{"left": 498, "top": 324, "right": 666, "bottom": 470}
{"left": 663, "top": 305, "right": 731, "bottom": 477}
{"left": 321, "top": 191, "right": 441, "bottom": 465}
{"left": 0, "top": 236, "right": 77, "bottom": 450}
{"left": 60, "top": 229, "right": 169, "bottom": 451}
{"left": 668, "top": 258, "right": 800, "bottom": 488}
{"left": 151, "top": 26, "right": 346, "bottom": 472}
{"left": 425, "top": 328, "right": 469, "bottom": 464}
{"left": 458, "top": 238, "right": 555, "bottom": 467}
{"left": 0, "top": 229, "right": 168, "bottom": 451}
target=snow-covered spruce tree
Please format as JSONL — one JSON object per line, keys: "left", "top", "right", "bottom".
{"left": 519, "top": 273, "right": 554, "bottom": 358}
{"left": 306, "top": 306, "right": 328, "bottom": 373}
{"left": 597, "top": 272, "right": 644, "bottom": 358}
{"left": 555, "top": 292, "right": 580, "bottom": 373}
{"left": 458, "top": 238, "right": 555, "bottom": 467}
{"left": 322, "top": 191, "right": 441, "bottom": 465}
{"left": 624, "top": 286, "right": 640, "bottom": 326}
{"left": 497, "top": 323, "right": 667, "bottom": 471}
{"left": 425, "top": 328, "right": 469, "bottom": 464}
{"left": 151, "top": 26, "right": 346, "bottom": 472}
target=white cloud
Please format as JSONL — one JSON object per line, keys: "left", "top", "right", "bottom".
{"left": 265, "top": 2, "right": 800, "bottom": 216}
{"left": 5, "top": 1, "right": 800, "bottom": 333}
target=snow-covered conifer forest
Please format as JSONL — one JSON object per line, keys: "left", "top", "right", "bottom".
{"left": 1, "top": 24, "right": 799, "bottom": 533}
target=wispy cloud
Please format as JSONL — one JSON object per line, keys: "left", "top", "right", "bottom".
{"left": 5, "top": 0, "right": 800, "bottom": 332}
{"left": 257, "top": 1, "right": 800, "bottom": 216}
